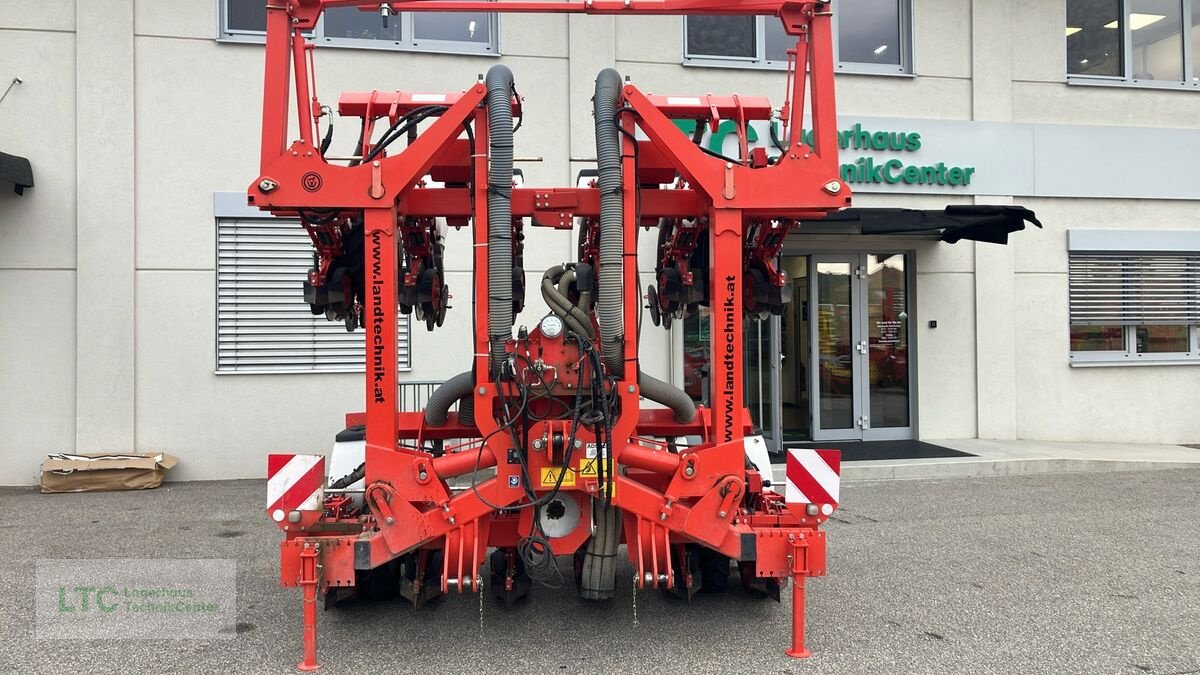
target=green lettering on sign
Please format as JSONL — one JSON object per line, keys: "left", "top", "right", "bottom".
{"left": 670, "top": 120, "right": 977, "bottom": 189}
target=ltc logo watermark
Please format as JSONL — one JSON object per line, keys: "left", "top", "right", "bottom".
{"left": 56, "top": 585, "right": 219, "bottom": 613}
{"left": 36, "top": 559, "right": 236, "bottom": 639}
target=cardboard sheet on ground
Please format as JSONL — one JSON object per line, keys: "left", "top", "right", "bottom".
{"left": 39, "top": 452, "right": 178, "bottom": 493}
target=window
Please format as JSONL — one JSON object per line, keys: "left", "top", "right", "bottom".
{"left": 217, "top": 217, "right": 411, "bottom": 373}
{"left": 1068, "top": 251, "right": 1200, "bottom": 365}
{"left": 218, "top": 0, "right": 497, "bottom": 55}
{"left": 1067, "top": 0, "right": 1200, "bottom": 87}
{"left": 683, "top": 0, "right": 912, "bottom": 74}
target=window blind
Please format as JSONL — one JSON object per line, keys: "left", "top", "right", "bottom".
{"left": 217, "top": 218, "right": 410, "bottom": 373}
{"left": 1069, "top": 253, "right": 1200, "bottom": 325}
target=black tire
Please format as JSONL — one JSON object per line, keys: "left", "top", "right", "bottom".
{"left": 697, "top": 547, "right": 730, "bottom": 593}
{"left": 646, "top": 285, "right": 661, "bottom": 326}
{"left": 356, "top": 559, "right": 400, "bottom": 601}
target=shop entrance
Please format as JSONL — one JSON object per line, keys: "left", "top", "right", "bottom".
{"left": 682, "top": 251, "right": 914, "bottom": 449}
{"left": 777, "top": 252, "right": 914, "bottom": 443}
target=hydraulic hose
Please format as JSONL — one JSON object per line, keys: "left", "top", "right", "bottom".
{"left": 593, "top": 68, "right": 625, "bottom": 377}
{"left": 425, "top": 370, "right": 474, "bottom": 427}
{"left": 486, "top": 64, "right": 516, "bottom": 374}
{"left": 541, "top": 266, "right": 594, "bottom": 339}
{"left": 639, "top": 368, "right": 696, "bottom": 424}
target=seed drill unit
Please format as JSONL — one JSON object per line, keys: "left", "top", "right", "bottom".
{"left": 255, "top": 1, "right": 851, "bottom": 669}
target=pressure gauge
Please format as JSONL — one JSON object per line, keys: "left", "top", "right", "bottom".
{"left": 540, "top": 314, "right": 564, "bottom": 339}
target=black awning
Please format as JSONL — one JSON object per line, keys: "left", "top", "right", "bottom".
{"left": 0, "top": 151, "right": 34, "bottom": 196}
{"left": 806, "top": 205, "right": 1042, "bottom": 244}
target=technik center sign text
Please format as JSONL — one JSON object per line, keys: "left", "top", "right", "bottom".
{"left": 676, "top": 120, "right": 978, "bottom": 188}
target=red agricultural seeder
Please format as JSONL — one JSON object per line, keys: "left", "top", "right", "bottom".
{"left": 253, "top": 1, "right": 850, "bottom": 669}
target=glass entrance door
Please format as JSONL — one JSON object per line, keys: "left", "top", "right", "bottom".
{"left": 810, "top": 257, "right": 860, "bottom": 440}
{"left": 864, "top": 253, "right": 912, "bottom": 440}
{"left": 745, "top": 315, "right": 781, "bottom": 452}
{"left": 805, "top": 253, "right": 913, "bottom": 441}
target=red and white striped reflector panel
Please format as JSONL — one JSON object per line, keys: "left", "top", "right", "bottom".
{"left": 267, "top": 454, "right": 325, "bottom": 520}
{"left": 785, "top": 448, "right": 840, "bottom": 513}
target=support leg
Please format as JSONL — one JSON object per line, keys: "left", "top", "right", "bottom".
{"left": 297, "top": 544, "right": 321, "bottom": 671}
{"left": 785, "top": 573, "right": 810, "bottom": 658}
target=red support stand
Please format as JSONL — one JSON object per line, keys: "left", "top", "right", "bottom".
{"left": 786, "top": 539, "right": 811, "bottom": 659}
{"left": 297, "top": 544, "right": 321, "bottom": 671}
{"left": 785, "top": 575, "right": 811, "bottom": 658}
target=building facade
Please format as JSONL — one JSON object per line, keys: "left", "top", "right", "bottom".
{"left": 2, "top": 1, "right": 1198, "bottom": 484}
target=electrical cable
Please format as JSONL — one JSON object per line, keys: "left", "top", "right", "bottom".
{"left": 319, "top": 105, "right": 335, "bottom": 156}
{"left": 769, "top": 115, "right": 788, "bottom": 154}
{"left": 362, "top": 105, "right": 448, "bottom": 163}
{"left": 511, "top": 82, "right": 524, "bottom": 133}
{"left": 506, "top": 349, "right": 584, "bottom": 589}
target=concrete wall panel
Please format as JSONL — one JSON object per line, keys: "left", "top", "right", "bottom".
{"left": 615, "top": 15, "right": 677, "bottom": 65}
{"left": 0, "top": 30, "right": 77, "bottom": 269}
{"left": 1010, "top": 0, "right": 1064, "bottom": 83}
{"left": 1013, "top": 274, "right": 1200, "bottom": 444}
{"left": 913, "top": 0, "right": 971, "bottom": 79}
{"left": 0, "top": 1, "right": 74, "bottom": 32}
{"left": 135, "top": 38, "right": 264, "bottom": 271}
{"left": 914, "top": 270, "right": 977, "bottom": 439}
{"left": 135, "top": 270, "right": 361, "bottom": 481}
{"left": 1014, "top": 197, "right": 1200, "bottom": 275}
{"left": 1013, "top": 82, "right": 1200, "bottom": 129}
{"left": 0, "top": 270, "right": 76, "bottom": 485}
{"left": 134, "top": 0, "right": 213, "bottom": 39}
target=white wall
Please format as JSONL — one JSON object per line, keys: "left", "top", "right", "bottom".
{"left": 0, "top": 15, "right": 78, "bottom": 485}
{"left": 1010, "top": 197, "right": 1200, "bottom": 445}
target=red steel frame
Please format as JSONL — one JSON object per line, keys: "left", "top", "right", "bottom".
{"left": 250, "top": 1, "right": 851, "bottom": 669}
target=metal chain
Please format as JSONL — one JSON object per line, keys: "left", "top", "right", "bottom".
{"left": 631, "top": 574, "right": 639, "bottom": 626}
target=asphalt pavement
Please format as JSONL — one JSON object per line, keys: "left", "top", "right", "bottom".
{"left": 1, "top": 468, "right": 1198, "bottom": 674}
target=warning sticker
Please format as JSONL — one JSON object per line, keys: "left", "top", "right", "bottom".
{"left": 585, "top": 442, "right": 598, "bottom": 459}
{"left": 579, "top": 458, "right": 598, "bottom": 478}
{"left": 539, "top": 467, "right": 576, "bottom": 488}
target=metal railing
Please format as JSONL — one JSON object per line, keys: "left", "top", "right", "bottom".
{"left": 397, "top": 380, "right": 481, "bottom": 464}
{"left": 397, "top": 379, "right": 449, "bottom": 413}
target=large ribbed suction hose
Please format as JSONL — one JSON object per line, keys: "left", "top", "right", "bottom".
{"left": 427, "top": 66, "right": 515, "bottom": 427}
{"left": 593, "top": 68, "right": 624, "bottom": 377}
{"left": 424, "top": 370, "right": 473, "bottom": 427}
{"left": 639, "top": 369, "right": 696, "bottom": 423}
{"left": 582, "top": 69, "right": 631, "bottom": 603}
{"left": 486, "top": 64, "right": 515, "bottom": 374}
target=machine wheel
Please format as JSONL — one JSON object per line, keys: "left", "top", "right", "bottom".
{"left": 399, "top": 549, "right": 445, "bottom": 608}
{"left": 658, "top": 267, "right": 684, "bottom": 316}
{"left": 738, "top": 561, "right": 782, "bottom": 601}
{"left": 436, "top": 285, "right": 449, "bottom": 327}
{"left": 697, "top": 547, "right": 730, "bottom": 593}
{"left": 664, "top": 544, "right": 702, "bottom": 601}
{"left": 490, "top": 548, "right": 532, "bottom": 607}
{"left": 646, "top": 286, "right": 662, "bottom": 326}
{"left": 572, "top": 548, "right": 586, "bottom": 591}
{"left": 355, "top": 559, "right": 400, "bottom": 601}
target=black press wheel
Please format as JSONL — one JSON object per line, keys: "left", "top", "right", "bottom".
{"left": 697, "top": 547, "right": 730, "bottom": 593}
{"left": 646, "top": 285, "right": 662, "bottom": 326}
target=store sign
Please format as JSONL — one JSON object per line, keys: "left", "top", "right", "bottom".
{"left": 676, "top": 119, "right": 979, "bottom": 189}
